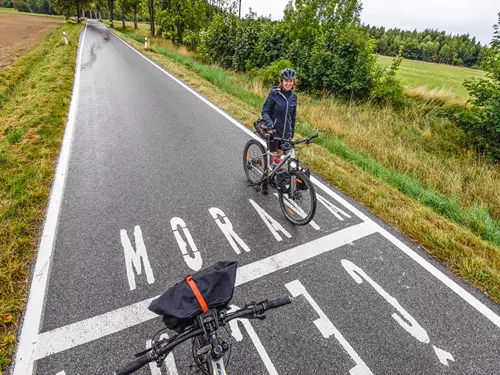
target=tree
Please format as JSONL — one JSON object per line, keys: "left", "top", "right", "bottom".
{"left": 439, "top": 43, "right": 453, "bottom": 64}
{"left": 147, "top": 0, "right": 156, "bottom": 36}
{"left": 13, "top": 0, "right": 30, "bottom": 11}
{"left": 53, "top": 0, "right": 91, "bottom": 21}
{"left": 456, "top": 12, "right": 500, "bottom": 161}
{"left": 363, "top": 24, "right": 488, "bottom": 67}
{"left": 128, "top": 0, "right": 141, "bottom": 28}
{"left": 28, "top": 0, "right": 39, "bottom": 12}
{"left": 118, "top": 0, "right": 131, "bottom": 28}
{"left": 108, "top": 0, "right": 114, "bottom": 26}
{"left": 157, "top": 0, "right": 209, "bottom": 44}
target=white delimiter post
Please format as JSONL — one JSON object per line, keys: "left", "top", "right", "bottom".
{"left": 144, "top": 37, "right": 148, "bottom": 49}
{"left": 63, "top": 31, "right": 68, "bottom": 45}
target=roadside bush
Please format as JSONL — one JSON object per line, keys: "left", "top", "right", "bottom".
{"left": 256, "top": 58, "right": 293, "bottom": 86}
{"left": 183, "top": 30, "right": 200, "bottom": 51}
{"left": 198, "top": 13, "right": 237, "bottom": 68}
{"left": 232, "top": 15, "right": 265, "bottom": 71}
{"left": 455, "top": 12, "right": 500, "bottom": 162}
{"left": 371, "top": 47, "right": 405, "bottom": 104}
{"left": 251, "top": 22, "right": 290, "bottom": 69}
{"left": 194, "top": 1, "right": 381, "bottom": 100}
{"left": 307, "top": 26, "right": 377, "bottom": 98}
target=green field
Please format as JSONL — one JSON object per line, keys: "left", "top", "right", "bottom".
{"left": 377, "top": 55, "right": 486, "bottom": 101}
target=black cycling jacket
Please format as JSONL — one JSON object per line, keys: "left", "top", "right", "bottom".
{"left": 261, "top": 87, "right": 297, "bottom": 139}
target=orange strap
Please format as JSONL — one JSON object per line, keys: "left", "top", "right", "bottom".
{"left": 186, "top": 276, "right": 209, "bottom": 313}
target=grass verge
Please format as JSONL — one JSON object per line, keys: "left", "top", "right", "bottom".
{"left": 0, "top": 21, "right": 83, "bottom": 372}
{"left": 110, "top": 25, "right": 500, "bottom": 304}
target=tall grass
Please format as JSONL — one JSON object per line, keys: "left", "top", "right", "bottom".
{"left": 0, "top": 21, "right": 83, "bottom": 371}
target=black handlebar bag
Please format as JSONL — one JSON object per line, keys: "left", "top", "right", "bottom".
{"left": 148, "top": 261, "right": 237, "bottom": 332}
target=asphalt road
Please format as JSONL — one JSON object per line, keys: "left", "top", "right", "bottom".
{"left": 11, "top": 21, "right": 500, "bottom": 375}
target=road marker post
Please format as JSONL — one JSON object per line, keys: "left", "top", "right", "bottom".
{"left": 63, "top": 31, "right": 68, "bottom": 45}
{"left": 144, "top": 37, "right": 149, "bottom": 50}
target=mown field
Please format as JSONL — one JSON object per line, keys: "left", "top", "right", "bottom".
{"left": 0, "top": 9, "right": 64, "bottom": 69}
{"left": 108, "top": 22, "right": 500, "bottom": 309}
{"left": 377, "top": 54, "right": 486, "bottom": 101}
{"left": 0, "top": 12, "right": 83, "bottom": 371}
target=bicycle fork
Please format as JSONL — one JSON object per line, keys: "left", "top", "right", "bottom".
{"left": 208, "top": 357, "right": 227, "bottom": 375}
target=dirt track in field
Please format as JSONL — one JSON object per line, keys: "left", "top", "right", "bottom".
{"left": 0, "top": 13, "right": 63, "bottom": 69}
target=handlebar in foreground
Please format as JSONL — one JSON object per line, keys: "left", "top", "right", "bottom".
{"left": 114, "top": 352, "right": 153, "bottom": 375}
{"left": 265, "top": 296, "right": 292, "bottom": 310}
{"left": 114, "top": 296, "right": 292, "bottom": 375}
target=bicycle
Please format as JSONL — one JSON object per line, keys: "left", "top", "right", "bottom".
{"left": 243, "top": 119, "right": 318, "bottom": 225}
{"left": 115, "top": 262, "right": 292, "bottom": 375}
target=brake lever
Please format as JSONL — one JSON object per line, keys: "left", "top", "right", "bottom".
{"left": 134, "top": 347, "right": 153, "bottom": 357}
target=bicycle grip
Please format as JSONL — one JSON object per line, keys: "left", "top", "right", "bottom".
{"left": 114, "top": 353, "right": 152, "bottom": 375}
{"left": 266, "top": 296, "right": 293, "bottom": 310}
{"left": 310, "top": 134, "right": 319, "bottom": 139}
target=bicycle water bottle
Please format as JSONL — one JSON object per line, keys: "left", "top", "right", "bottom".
{"left": 271, "top": 157, "right": 280, "bottom": 170}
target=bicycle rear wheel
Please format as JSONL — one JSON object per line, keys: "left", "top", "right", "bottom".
{"left": 279, "top": 170, "right": 317, "bottom": 225}
{"left": 243, "top": 139, "right": 267, "bottom": 184}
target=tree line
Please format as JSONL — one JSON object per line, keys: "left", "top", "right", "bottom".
{"left": 363, "top": 25, "right": 488, "bottom": 68}
{"left": 2, "top": 0, "right": 55, "bottom": 14}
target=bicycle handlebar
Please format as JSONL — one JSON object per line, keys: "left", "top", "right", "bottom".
{"left": 114, "top": 352, "right": 154, "bottom": 375}
{"left": 114, "top": 296, "right": 292, "bottom": 375}
{"left": 265, "top": 296, "right": 292, "bottom": 309}
{"left": 259, "top": 128, "right": 318, "bottom": 145}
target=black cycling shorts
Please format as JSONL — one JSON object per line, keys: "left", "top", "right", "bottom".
{"left": 269, "top": 139, "right": 291, "bottom": 153}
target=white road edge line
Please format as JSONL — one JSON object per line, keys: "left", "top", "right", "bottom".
{"left": 109, "top": 27, "right": 500, "bottom": 329}
{"left": 34, "top": 222, "right": 377, "bottom": 359}
{"left": 12, "top": 23, "right": 88, "bottom": 375}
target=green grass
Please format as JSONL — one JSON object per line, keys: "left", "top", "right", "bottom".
{"left": 377, "top": 55, "right": 486, "bottom": 101}
{"left": 0, "top": 21, "right": 83, "bottom": 371}
{"left": 110, "top": 27, "right": 500, "bottom": 304}
{"left": 0, "top": 7, "right": 64, "bottom": 18}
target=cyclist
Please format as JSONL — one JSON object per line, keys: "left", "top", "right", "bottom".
{"left": 261, "top": 67, "right": 298, "bottom": 194}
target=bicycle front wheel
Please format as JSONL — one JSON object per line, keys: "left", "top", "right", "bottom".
{"left": 279, "top": 170, "right": 317, "bottom": 225}
{"left": 243, "top": 139, "right": 267, "bottom": 184}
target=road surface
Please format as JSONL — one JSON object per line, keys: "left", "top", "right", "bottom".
{"left": 11, "top": 21, "right": 500, "bottom": 375}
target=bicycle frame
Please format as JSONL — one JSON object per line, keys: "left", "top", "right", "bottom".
{"left": 208, "top": 357, "right": 227, "bottom": 375}
{"left": 261, "top": 135, "right": 299, "bottom": 181}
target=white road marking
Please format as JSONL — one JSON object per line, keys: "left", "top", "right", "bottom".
{"left": 209, "top": 207, "right": 251, "bottom": 255}
{"left": 317, "top": 194, "right": 352, "bottom": 220}
{"left": 228, "top": 305, "right": 278, "bottom": 375}
{"left": 342, "top": 259, "right": 456, "bottom": 366}
{"left": 34, "top": 222, "right": 375, "bottom": 360}
{"left": 109, "top": 24, "right": 500, "bottom": 329}
{"left": 342, "top": 259, "right": 430, "bottom": 343}
{"left": 171, "top": 217, "right": 203, "bottom": 271}
{"left": 312, "top": 177, "right": 500, "bottom": 329}
{"left": 273, "top": 193, "right": 320, "bottom": 230}
{"left": 121, "top": 226, "right": 155, "bottom": 290}
{"left": 12, "top": 23, "right": 88, "bottom": 375}
{"left": 432, "top": 345, "right": 455, "bottom": 367}
{"left": 249, "top": 199, "right": 292, "bottom": 241}
{"left": 285, "top": 280, "right": 373, "bottom": 375}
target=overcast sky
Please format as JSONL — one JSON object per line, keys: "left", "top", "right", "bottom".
{"left": 240, "top": 0, "right": 499, "bottom": 45}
